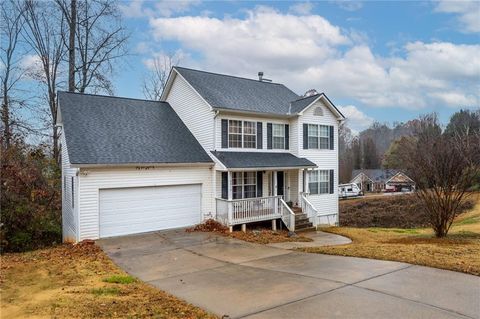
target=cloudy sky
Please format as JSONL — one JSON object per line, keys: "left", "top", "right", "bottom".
{"left": 115, "top": 0, "right": 479, "bottom": 132}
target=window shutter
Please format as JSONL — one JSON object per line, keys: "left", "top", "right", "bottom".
{"left": 257, "top": 122, "right": 263, "bottom": 149}
{"left": 267, "top": 123, "right": 272, "bottom": 149}
{"left": 329, "top": 125, "right": 334, "bottom": 150}
{"left": 256, "top": 171, "right": 263, "bottom": 197}
{"left": 303, "top": 124, "right": 308, "bottom": 149}
{"left": 329, "top": 169, "right": 334, "bottom": 194}
{"left": 221, "top": 172, "right": 228, "bottom": 199}
{"left": 285, "top": 124, "right": 289, "bottom": 149}
{"left": 221, "top": 119, "right": 228, "bottom": 148}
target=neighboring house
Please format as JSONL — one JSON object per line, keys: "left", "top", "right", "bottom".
{"left": 350, "top": 169, "right": 415, "bottom": 193}
{"left": 57, "top": 67, "right": 345, "bottom": 242}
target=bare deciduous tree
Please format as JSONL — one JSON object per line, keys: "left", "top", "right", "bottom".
{"left": 74, "top": 0, "right": 128, "bottom": 94}
{"left": 400, "top": 114, "right": 479, "bottom": 237}
{"left": 22, "top": 0, "right": 67, "bottom": 162}
{"left": 1, "top": 0, "right": 25, "bottom": 147}
{"left": 142, "top": 53, "right": 179, "bottom": 101}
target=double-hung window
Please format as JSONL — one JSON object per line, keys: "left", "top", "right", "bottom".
{"left": 272, "top": 124, "right": 285, "bottom": 149}
{"left": 308, "top": 170, "right": 330, "bottom": 194}
{"left": 228, "top": 120, "right": 256, "bottom": 148}
{"left": 228, "top": 120, "right": 242, "bottom": 148}
{"left": 232, "top": 172, "right": 257, "bottom": 199}
{"left": 243, "top": 121, "right": 256, "bottom": 148}
{"left": 307, "top": 124, "right": 330, "bottom": 149}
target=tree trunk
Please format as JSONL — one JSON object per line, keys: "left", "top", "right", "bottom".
{"left": 1, "top": 94, "right": 10, "bottom": 148}
{"left": 68, "top": 0, "right": 76, "bottom": 92}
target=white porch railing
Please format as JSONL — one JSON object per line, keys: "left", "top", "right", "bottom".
{"left": 279, "top": 198, "right": 295, "bottom": 232}
{"left": 216, "top": 196, "right": 283, "bottom": 227}
{"left": 300, "top": 192, "right": 318, "bottom": 227}
{"left": 300, "top": 192, "right": 339, "bottom": 226}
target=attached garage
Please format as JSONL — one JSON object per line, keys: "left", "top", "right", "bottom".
{"left": 57, "top": 92, "right": 214, "bottom": 242}
{"left": 99, "top": 184, "right": 202, "bottom": 238}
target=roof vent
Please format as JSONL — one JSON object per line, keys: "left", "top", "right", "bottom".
{"left": 303, "top": 89, "right": 319, "bottom": 97}
{"left": 258, "top": 71, "right": 272, "bottom": 82}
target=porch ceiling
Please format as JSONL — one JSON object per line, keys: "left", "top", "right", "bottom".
{"left": 211, "top": 151, "right": 316, "bottom": 170}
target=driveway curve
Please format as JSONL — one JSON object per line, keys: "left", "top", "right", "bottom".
{"left": 98, "top": 229, "right": 480, "bottom": 319}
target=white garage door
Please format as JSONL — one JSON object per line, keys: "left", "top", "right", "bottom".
{"left": 99, "top": 184, "right": 201, "bottom": 238}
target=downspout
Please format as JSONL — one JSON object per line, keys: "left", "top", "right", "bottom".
{"left": 212, "top": 110, "right": 220, "bottom": 218}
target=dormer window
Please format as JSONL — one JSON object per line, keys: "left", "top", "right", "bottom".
{"left": 228, "top": 120, "right": 256, "bottom": 148}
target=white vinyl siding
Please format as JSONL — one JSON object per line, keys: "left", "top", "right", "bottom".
{"left": 165, "top": 73, "right": 214, "bottom": 152}
{"left": 295, "top": 99, "right": 339, "bottom": 225}
{"left": 60, "top": 132, "right": 79, "bottom": 242}
{"left": 77, "top": 166, "right": 213, "bottom": 241}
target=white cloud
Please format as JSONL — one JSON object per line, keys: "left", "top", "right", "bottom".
{"left": 338, "top": 105, "right": 374, "bottom": 132}
{"left": 147, "top": 7, "right": 480, "bottom": 110}
{"left": 289, "top": 2, "right": 314, "bottom": 15}
{"left": 149, "top": 6, "right": 348, "bottom": 75}
{"left": 332, "top": 1, "right": 363, "bottom": 12}
{"left": 435, "top": 0, "right": 480, "bottom": 33}
{"left": 120, "top": 0, "right": 200, "bottom": 18}
{"left": 119, "top": 0, "right": 145, "bottom": 18}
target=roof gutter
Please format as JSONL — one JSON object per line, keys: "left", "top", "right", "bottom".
{"left": 72, "top": 162, "right": 214, "bottom": 169}
{"left": 212, "top": 107, "right": 297, "bottom": 119}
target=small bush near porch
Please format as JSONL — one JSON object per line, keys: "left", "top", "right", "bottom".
{"left": 1, "top": 242, "right": 216, "bottom": 318}
{"left": 301, "top": 193, "right": 480, "bottom": 276}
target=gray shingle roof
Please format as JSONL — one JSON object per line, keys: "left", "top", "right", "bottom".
{"left": 211, "top": 151, "right": 316, "bottom": 169}
{"left": 351, "top": 169, "right": 400, "bottom": 183}
{"left": 175, "top": 67, "right": 300, "bottom": 115}
{"left": 58, "top": 92, "right": 213, "bottom": 165}
{"left": 289, "top": 94, "right": 321, "bottom": 114}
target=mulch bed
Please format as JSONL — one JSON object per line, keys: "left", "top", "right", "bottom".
{"left": 339, "top": 194, "right": 474, "bottom": 228}
{"left": 186, "top": 219, "right": 313, "bottom": 244}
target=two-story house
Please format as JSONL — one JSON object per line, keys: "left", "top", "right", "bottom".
{"left": 57, "top": 67, "right": 345, "bottom": 242}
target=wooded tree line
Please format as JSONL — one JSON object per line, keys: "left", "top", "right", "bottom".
{"left": 1, "top": 0, "right": 128, "bottom": 160}
{"left": 339, "top": 109, "right": 480, "bottom": 183}
{"left": 1, "top": 0, "right": 129, "bottom": 252}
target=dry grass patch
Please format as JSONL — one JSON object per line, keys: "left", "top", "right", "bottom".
{"left": 187, "top": 219, "right": 313, "bottom": 244}
{"left": 1, "top": 242, "right": 217, "bottom": 319}
{"left": 300, "top": 202, "right": 480, "bottom": 276}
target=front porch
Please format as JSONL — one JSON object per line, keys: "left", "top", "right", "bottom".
{"left": 215, "top": 169, "right": 317, "bottom": 232}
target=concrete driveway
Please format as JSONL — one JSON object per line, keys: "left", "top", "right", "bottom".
{"left": 98, "top": 229, "right": 480, "bottom": 319}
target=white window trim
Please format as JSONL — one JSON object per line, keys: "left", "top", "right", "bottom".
{"left": 232, "top": 171, "right": 257, "bottom": 199}
{"left": 228, "top": 120, "right": 256, "bottom": 149}
{"left": 307, "top": 124, "right": 330, "bottom": 150}
{"left": 308, "top": 169, "right": 330, "bottom": 195}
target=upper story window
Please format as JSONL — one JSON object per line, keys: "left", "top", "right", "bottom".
{"left": 228, "top": 120, "right": 256, "bottom": 148}
{"left": 272, "top": 124, "right": 285, "bottom": 149}
{"left": 307, "top": 124, "right": 330, "bottom": 149}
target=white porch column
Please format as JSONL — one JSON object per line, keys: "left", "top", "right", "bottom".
{"left": 298, "top": 169, "right": 303, "bottom": 197}
{"left": 305, "top": 169, "right": 309, "bottom": 193}
{"left": 227, "top": 171, "right": 233, "bottom": 232}
{"left": 273, "top": 171, "right": 277, "bottom": 196}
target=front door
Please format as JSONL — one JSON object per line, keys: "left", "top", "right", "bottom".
{"left": 277, "top": 171, "right": 284, "bottom": 196}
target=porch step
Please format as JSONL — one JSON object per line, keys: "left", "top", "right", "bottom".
{"left": 294, "top": 214, "right": 313, "bottom": 231}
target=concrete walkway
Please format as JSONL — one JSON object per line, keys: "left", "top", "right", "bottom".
{"left": 98, "top": 229, "right": 480, "bottom": 319}
{"left": 267, "top": 230, "right": 351, "bottom": 249}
